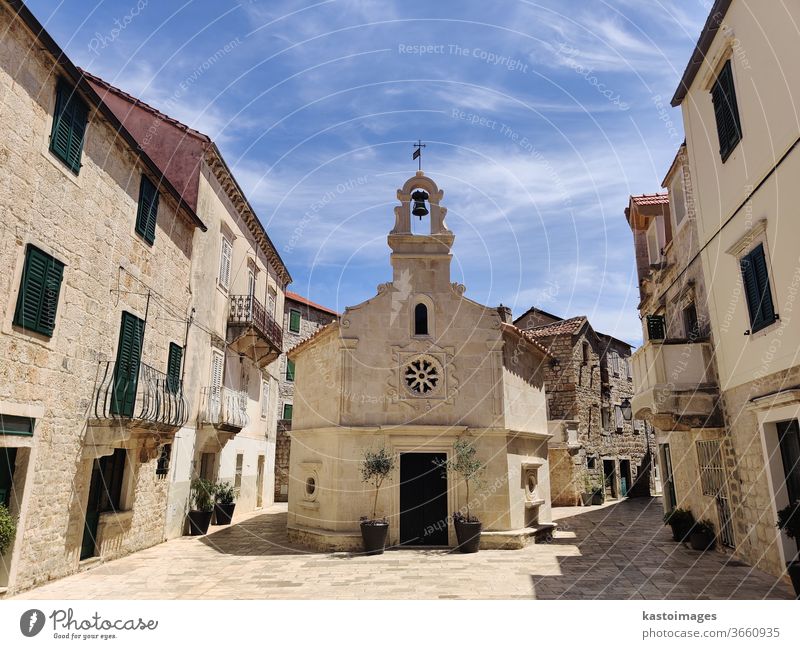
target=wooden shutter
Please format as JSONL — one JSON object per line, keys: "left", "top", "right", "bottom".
{"left": 261, "top": 380, "right": 270, "bottom": 418}
{"left": 135, "top": 176, "right": 159, "bottom": 245}
{"left": 711, "top": 60, "right": 742, "bottom": 161}
{"left": 741, "top": 244, "right": 775, "bottom": 332}
{"left": 286, "top": 359, "right": 295, "bottom": 382}
{"left": 211, "top": 351, "right": 224, "bottom": 388}
{"left": 50, "top": 80, "right": 88, "bottom": 173}
{"left": 112, "top": 312, "right": 145, "bottom": 417}
{"left": 14, "top": 245, "right": 65, "bottom": 337}
{"left": 289, "top": 309, "right": 301, "bottom": 333}
{"left": 219, "top": 237, "right": 232, "bottom": 289}
{"left": 283, "top": 403, "right": 293, "bottom": 420}
{"left": 166, "top": 343, "right": 183, "bottom": 394}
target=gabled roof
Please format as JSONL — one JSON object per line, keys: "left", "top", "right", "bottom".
{"left": 513, "top": 305, "right": 563, "bottom": 329}
{"left": 285, "top": 291, "right": 337, "bottom": 316}
{"left": 671, "top": 0, "right": 733, "bottom": 106}
{"left": 500, "top": 323, "right": 553, "bottom": 358}
{"left": 80, "top": 70, "right": 292, "bottom": 285}
{"left": 4, "top": 0, "right": 206, "bottom": 232}
{"left": 525, "top": 316, "right": 587, "bottom": 338}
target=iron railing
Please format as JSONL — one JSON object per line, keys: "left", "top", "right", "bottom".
{"left": 92, "top": 361, "right": 188, "bottom": 427}
{"left": 200, "top": 386, "right": 249, "bottom": 430}
{"left": 228, "top": 294, "right": 282, "bottom": 351}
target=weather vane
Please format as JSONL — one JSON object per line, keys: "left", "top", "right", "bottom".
{"left": 412, "top": 140, "right": 425, "bottom": 171}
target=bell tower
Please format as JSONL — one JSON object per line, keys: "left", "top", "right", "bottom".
{"left": 388, "top": 171, "right": 455, "bottom": 291}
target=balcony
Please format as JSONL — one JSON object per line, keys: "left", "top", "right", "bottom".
{"left": 630, "top": 341, "right": 721, "bottom": 430}
{"left": 199, "top": 386, "right": 249, "bottom": 433}
{"left": 87, "top": 361, "right": 188, "bottom": 456}
{"left": 227, "top": 295, "right": 283, "bottom": 368}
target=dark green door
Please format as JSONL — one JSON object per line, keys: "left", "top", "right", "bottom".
{"left": 81, "top": 460, "right": 103, "bottom": 560}
{"left": 111, "top": 312, "right": 144, "bottom": 417}
{"left": 0, "top": 448, "right": 17, "bottom": 507}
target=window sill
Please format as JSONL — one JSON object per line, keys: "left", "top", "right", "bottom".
{"left": 747, "top": 318, "right": 781, "bottom": 340}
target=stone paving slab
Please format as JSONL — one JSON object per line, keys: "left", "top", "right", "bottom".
{"left": 13, "top": 497, "right": 795, "bottom": 600}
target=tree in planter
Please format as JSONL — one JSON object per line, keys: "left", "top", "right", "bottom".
{"left": 663, "top": 507, "right": 695, "bottom": 542}
{"left": 776, "top": 500, "right": 800, "bottom": 597}
{"left": 188, "top": 478, "right": 216, "bottom": 536}
{"left": 213, "top": 481, "right": 239, "bottom": 526}
{"left": 0, "top": 504, "right": 16, "bottom": 556}
{"left": 437, "top": 437, "right": 486, "bottom": 553}
{"left": 358, "top": 447, "right": 396, "bottom": 555}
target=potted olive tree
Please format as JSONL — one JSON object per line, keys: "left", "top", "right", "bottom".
{"left": 214, "top": 481, "right": 238, "bottom": 526}
{"left": 188, "top": 478, "right": 215, "bottom": 536}
{"left": 0, "top": 503, "right": 16, "bottom": 557}
{"left": 440, "top": 437, "right": 485, "bottom": 553}
{"left": 776, "top": 500, "right": 800, "bottom": 597}
{"left": 689, "top": 519, "right": 716, "bottom": 551}
{"left": 359, "top": 446, "right": 396, "bottom": 555}
{"left": 663, "top": 507, "right": 695, "bottom": 542}
{"left": 580, "top": 475, "right": 595, "bottom": 506}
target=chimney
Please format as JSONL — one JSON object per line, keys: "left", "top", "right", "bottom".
{"left": 497, "top": 304, "right": 512, "bottom": 324}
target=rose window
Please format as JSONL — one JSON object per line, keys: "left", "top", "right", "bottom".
{"left": 404, "top": 355, "right": 442, "bottom": 395}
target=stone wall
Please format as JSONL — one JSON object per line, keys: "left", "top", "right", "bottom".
{"left": 0, "top": 5, "right": 195, "bottom": 594}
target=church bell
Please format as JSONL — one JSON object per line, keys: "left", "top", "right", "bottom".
{"left": 411, "top": 190, "right": 429, "bottom": 219}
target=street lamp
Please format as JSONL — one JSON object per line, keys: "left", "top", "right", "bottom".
{"left": 620, "top": 398, "right": 632, "bottom": 422}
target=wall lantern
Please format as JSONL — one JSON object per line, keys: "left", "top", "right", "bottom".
{"left": 620, "top": 398, "right": 632, "bottom": 422}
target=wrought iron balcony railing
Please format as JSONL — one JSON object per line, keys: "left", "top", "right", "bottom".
{"left": 228, "top": 294, "right": 283, "bottom": 352}
{"left": 200, "top": 386, "right": 249, "bottom": 431}
{"left": 92, "top": 361, "right": 188, "bottom": 428}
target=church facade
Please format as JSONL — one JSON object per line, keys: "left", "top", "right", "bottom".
{"left": 286, "top": 172, "right": 553, "bottom": 551}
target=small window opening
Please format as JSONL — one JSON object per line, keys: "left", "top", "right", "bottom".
{"left": 414, "top": 303, "right": 428, "bottom": 335}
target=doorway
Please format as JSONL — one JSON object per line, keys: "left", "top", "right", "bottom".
{"left": 603, "top": 459, "right": 617, "bottom": 499}
{"left": 256, "top": 455, "right": 265, "bottom": 508}
{"left": 777, "top": 420, "right": 800, "bottom": 553}
{"left": 619, "top": 460, "right": 631, "bottom": 497}
{"left": 661, "top": 444, "right": 677, "bottom": 511}
{"left": 399, "top": 453, "right": 448, "bottom": 546}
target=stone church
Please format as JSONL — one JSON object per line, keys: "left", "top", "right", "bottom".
{"left": 286, "top": 171, "right": 554, "bottom": 550}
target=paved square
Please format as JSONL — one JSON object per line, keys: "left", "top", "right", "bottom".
{"left": 14, "top": 498, "right": 794, "bottom": 599}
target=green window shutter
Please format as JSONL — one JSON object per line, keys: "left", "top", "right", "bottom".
{"left": 711, "top": 60, "right": 742, "bottom": 161}
{"left": 286, "top": 359, "right": 295, "bottom": 382}
{"left": 135, "top": 175, "right": 159, "bottom": 245}
{"left": 112, "top": 312, "right": 145, "bottom": 417}
{"left": 741, "top": 244, "right": 775, "bottom": 333}
{"left": 166, "top": 343, "right": 183, "bottom": 394}
{"left": 14, "top": 245, "right": 65, "bottom": 337}
{"left": 50, "top": 80, "right": 89, "bottom": 173}
{"left": 283, "top": 404, "right": 293, "bottom": 420}
{"left": 646, "top": 315, "right": 665, "bottom": 341}
{"left": 289, "top": 309, "right": 301, "bottom": 333}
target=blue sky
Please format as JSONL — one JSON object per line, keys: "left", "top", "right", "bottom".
{"left": 26, "top": 0, "right": 709, "bottom": 345}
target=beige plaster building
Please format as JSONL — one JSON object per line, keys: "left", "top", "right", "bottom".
{"left": 287, "top": 172, "right": 553, "bottom": 551}
{"left": 514, "top": 308, "right": 654, "bottom": 506}
{"left": 0, "top": 1, "right": 206, "bottom": 594}
{"left": 274, "top": 292, "right": 337, "bottom": 502}
{"left": 82, "top": 73, "right": 292, "bottom": 537}
{"left": 629, "top": 0, "right": 800, "bottom": 579}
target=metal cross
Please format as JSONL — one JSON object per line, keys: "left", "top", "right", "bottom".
{"left": 412, "top": 140, "right": 426, "bottom": 170}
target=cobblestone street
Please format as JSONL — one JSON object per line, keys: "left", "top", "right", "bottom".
{"left": 13, "top": 497, "right": 793, "bottom": 600}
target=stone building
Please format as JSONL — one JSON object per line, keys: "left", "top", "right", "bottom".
{"left": 286, "top": 171, "right": 554, "bottom": 551}
{"left": 514, "top": 308, "right": 654, "bottom": 506}
{"left": 0, "top": 1, "right": 206, "bottom": 593}
{"left": 274, "top": 292, "right": 337, "bottom": 502}
{"left": 641, "top": 0, "right": 800, "bottom": 579}
{"left": 83, "top": 72, "right": 292, "bottom": 537}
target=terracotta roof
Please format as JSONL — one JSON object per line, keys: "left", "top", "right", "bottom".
{"left": 524, "top": 316, "right": 587, "bottom": 338}
{"left": 500, "top": 323, "right": 553, "bottom": 358}
{"left": 285, "top": 291, "right": 337, "bottom": 316}
{"left": 630, "top": 193, "right": 669, "bottom": 207}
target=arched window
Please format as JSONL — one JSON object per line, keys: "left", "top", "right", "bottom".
{"left": 414, "top": 303, "right": 429, "bottom": 335}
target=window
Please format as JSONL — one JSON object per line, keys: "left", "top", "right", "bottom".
{"left": 261, "top": 379, "right": 270, "bottom": 419}
{"left": 247, "top": 268, "right": 256, "bottom": 299}
{"left": 112, "top": 312, "right": 145, "bottom": 417}
{"left": 50, "top": 79, "right": 88, "bottom": 174}
{"left": 610, "top": 352, "right": 620, "bottom": 376}
{"left": 582, "top": 341, "right": 590, "bottom": 364}
{"left": 646, "top": 315, "right": 666, "bottom": 341}
{"left": 740, "top": 243, "right": 776, "bottom": 333}
{"left": 614, "top": 405, "right": 624, "bottom": 431}
{"left": 414, "top": 303, "right": 429, "bottom": 335}
{"left": 14, "top": 244, "right": 65, "bottom": 337}
{"left": 286, "top": 359, "right": 295, "bottom": 382}
{"left": 218, "top": 236, "right": 232, "bottom": 289}
{"left": 619, "top": 356, "right": 628, "bottom": 380}
{"left": 234, "top": 453, "right": 243, "bottom": 490}
{"left": 646, "top": 221, "right": 660, "bottom": 264}
{"left": 282, "top": 403, "right": 293, "bottom": 420}
{"left": 156, "top": 444, "right": 172, "bottom": 477}
{"left": 0, "top": 414, "right": 34, "bottom": 437}
{"left": 711, "top": 59, "right": 742, "bottom": 162}
{"left": 210, "top": 350, "right": 224, "bottom": 390}
{"left": 696, "top": 440, "right": 725, "bottom": 497}
{"left": 135, "top": 175, "right": 159, "bottom": 245}
{"left": 97, "top": 448, "right": 127, "bottom": 512}
{"left": 587, "top": 456, "right": 597, "bottom": 470}
{"left": 166, "top": 343, "right": 183, "bottom": 394}
{"left": 268, "top": 287, "right": 277, "bottom": 316}
{"left": 601, "top": 407, "right": 611, "bottom": 431}
{"left": 683, "top": 302, "right": 699, "bottom": 338}
{"left": 671, "top": 173, "right": 687, "bottom": 228}
{"left": 289, "top": 309, "right": 301, "bottom": 333}
{"left": 199, "top": 452, "right": 216, "bottom": 481}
